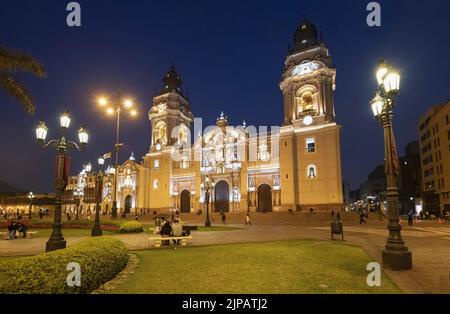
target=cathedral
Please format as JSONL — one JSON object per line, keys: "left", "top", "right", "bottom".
{"left": 63, "top": 19, "right": 343, "bottom": 215}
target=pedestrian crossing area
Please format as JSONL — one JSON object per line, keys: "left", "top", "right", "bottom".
{"left": 412, "top": 226, "right": 450, "bottom": 238}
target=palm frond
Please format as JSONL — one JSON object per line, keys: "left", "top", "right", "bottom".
{"left": 0, "top": 74, "right": 36, "bottom": 115}
{"left": 0, "top": 46, "right": 46, "bottom": 78}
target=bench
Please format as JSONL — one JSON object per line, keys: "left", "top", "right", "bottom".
{"left": 1, "top": 231, "right": 38, "bottom": 240}
{"left": 148, "top": 235, "right": 193, "bottom": 248}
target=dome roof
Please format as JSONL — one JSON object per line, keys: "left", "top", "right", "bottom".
{"left": 161, "top": 66, "right": 182, "bottom": 94}
{"left": 293, "top": 19, "right": 319, "bottom": 52}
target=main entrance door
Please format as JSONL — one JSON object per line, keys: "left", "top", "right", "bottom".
{"left": 180, "top": 190, "right": 191, "bottom": 213}
{"left": 124, "top": 195, "right": 132, "bottom": 214}
{"left": 257, "top": 184, "right": 272, "bottom": 212}
{"left": 214, "top": 180, "right": 229, "bottom": 212}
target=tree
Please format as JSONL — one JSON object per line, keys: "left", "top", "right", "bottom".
{"left": 0, "top": 45, "right": 46, "bottom": 115}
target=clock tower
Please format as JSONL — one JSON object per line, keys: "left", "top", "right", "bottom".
{"left": 149, "top": 66, "right": 193, "bottom": 152}
{"left": 278, "top": 19, "right": 343, "bottom": 211}
{"left": 280, "top": 19, "right": 336, "bottom": 128}
{"left": 143, "top": 66, "right": 194, "bottom": 211}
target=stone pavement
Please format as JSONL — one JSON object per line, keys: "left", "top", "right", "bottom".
{"left": 1, "top": 220, "right": 449, "bottom": 293}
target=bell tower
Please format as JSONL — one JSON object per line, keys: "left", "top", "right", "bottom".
{"left": 278, "top": 19, "right": 343, "bottom": 212}
{"left": 149, "top": 66, "right": 193, "bottom": 152}
{"left": 280, "top": 19, "right": 336, "bottom": 128}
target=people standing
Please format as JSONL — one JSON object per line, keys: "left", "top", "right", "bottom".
{"left": 245, "top": 213, "right": 251, "bottom": 226}
{"left": 221, "top": 212, "right": 227, "bottom": 225}
{"left": 7, "top": 221, "right": 17, "bottom": 239}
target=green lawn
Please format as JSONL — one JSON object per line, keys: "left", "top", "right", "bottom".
{"left": 109, "top": 240, "right": 401, "bottom": 294}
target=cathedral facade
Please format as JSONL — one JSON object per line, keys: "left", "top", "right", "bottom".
{"left": 63, "top": 19, "right": 343, "bottom": 215}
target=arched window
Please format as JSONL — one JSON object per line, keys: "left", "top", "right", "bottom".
{"left": 178, "top": 124, "right": 189, "bottom": 144}
{"left": 296, "top": 85, "right": 318, "bottom": 116}
{"left": 154, "top": 121, "right": 167, "bottom": 145}
{"left": 307, "top": 165, "right": 317, "bottom": 179}
{"left": 153, "top": 179, "right": 159, "bottom": 189}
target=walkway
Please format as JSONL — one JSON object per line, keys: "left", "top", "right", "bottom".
{"left": 1, "top": 220, "right": 449, "bottom": 293}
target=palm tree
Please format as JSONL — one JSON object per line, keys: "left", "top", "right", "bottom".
{"left": 0, "top": 45, "right": 46, "bottom": 115}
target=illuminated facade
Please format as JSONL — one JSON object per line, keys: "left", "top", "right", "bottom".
{"left": 418, "top": 101, "right": 450, "bottom": 215}
{"left": 64, "top": 19, "right": 343, "bottom": 214}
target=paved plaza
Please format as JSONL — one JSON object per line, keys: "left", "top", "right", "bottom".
{"left": 1, "top": 213, "right": 449, "bottom": 293}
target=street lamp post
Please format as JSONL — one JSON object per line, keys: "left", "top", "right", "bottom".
{"left": 370, "top": 60, "right": 412, "bottom": 270}
{"left": 27, "top": 192, "right": 35, "bottom": 220}
{"left": 35, "top": 111, "right": 89, "bottom": 252}
{"left": 201, "top": 175, "right": 215, "bottom": 227}
{"left": 98, "top": 95, "right": 137, "bottom": 219}
{"left": 92, "top": 156, "right": 105, "bottom": 237}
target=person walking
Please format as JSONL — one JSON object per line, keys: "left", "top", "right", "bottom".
{"left": 407, "top": 209, "right": 414, "bottom": 227}
{"left": 359, "top": 210, "right": 367, "bottom": 224}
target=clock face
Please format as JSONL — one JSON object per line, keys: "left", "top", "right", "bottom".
{"left": 291, "top": 62, "right": 320, "bottom": 77}
{"left": 156, "top": 143, "right": 162, "bottom": 151}
{"left": 303, "top": 115, "right": 313, "bottom": 126}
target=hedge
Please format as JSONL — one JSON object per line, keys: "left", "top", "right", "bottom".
{"left": 118, "top": 221, "right": 144, "bottom": 234}
{"left": 0, "top": 238, "right": 128, "bottom": 294}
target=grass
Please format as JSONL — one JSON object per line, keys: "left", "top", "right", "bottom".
{"left": 108, "top": 240, "right": 401, "bottom": 294}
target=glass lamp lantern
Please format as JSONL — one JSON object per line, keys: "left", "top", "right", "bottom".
{"left": 85, "top": 162, "right": 92, "bottom": 172}
{"left": 371, "top": 92, "right": 385, "bottom": 117}
{"left": 376, "top": 63, "right": 388, "bottom": 86}
{"left": 78, "top": 127, "right": 89, "bottom": 144}
{"left": 98, "top": 156, "right": 105, "bottom": 166}
{"left": 35, "top": 121, "right": 48, "bottom": 142}
{"left": 60, "top": 111, "right": 71, "bottom": 129}
{"left": 383, "top": 72, "right": 400, "bottom": 94}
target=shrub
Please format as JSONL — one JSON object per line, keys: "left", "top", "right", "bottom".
{"left": 0, "top": 238, "right": 128, "bottom": 294}
{"left": 119, "top": 221, "right": 144, "bottom": 234}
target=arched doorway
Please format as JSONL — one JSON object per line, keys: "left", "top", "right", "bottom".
{"left": 180, "top": 190, "right": 191, "bottom": 213}
{"left": 214, "top": 180, "right": 229, "bottom": 212}
{"left": 257, "top": 184, "right": 272, "bottom": 212}
{"left": 124, "top": 195, "right": 132, "bottom": 214}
